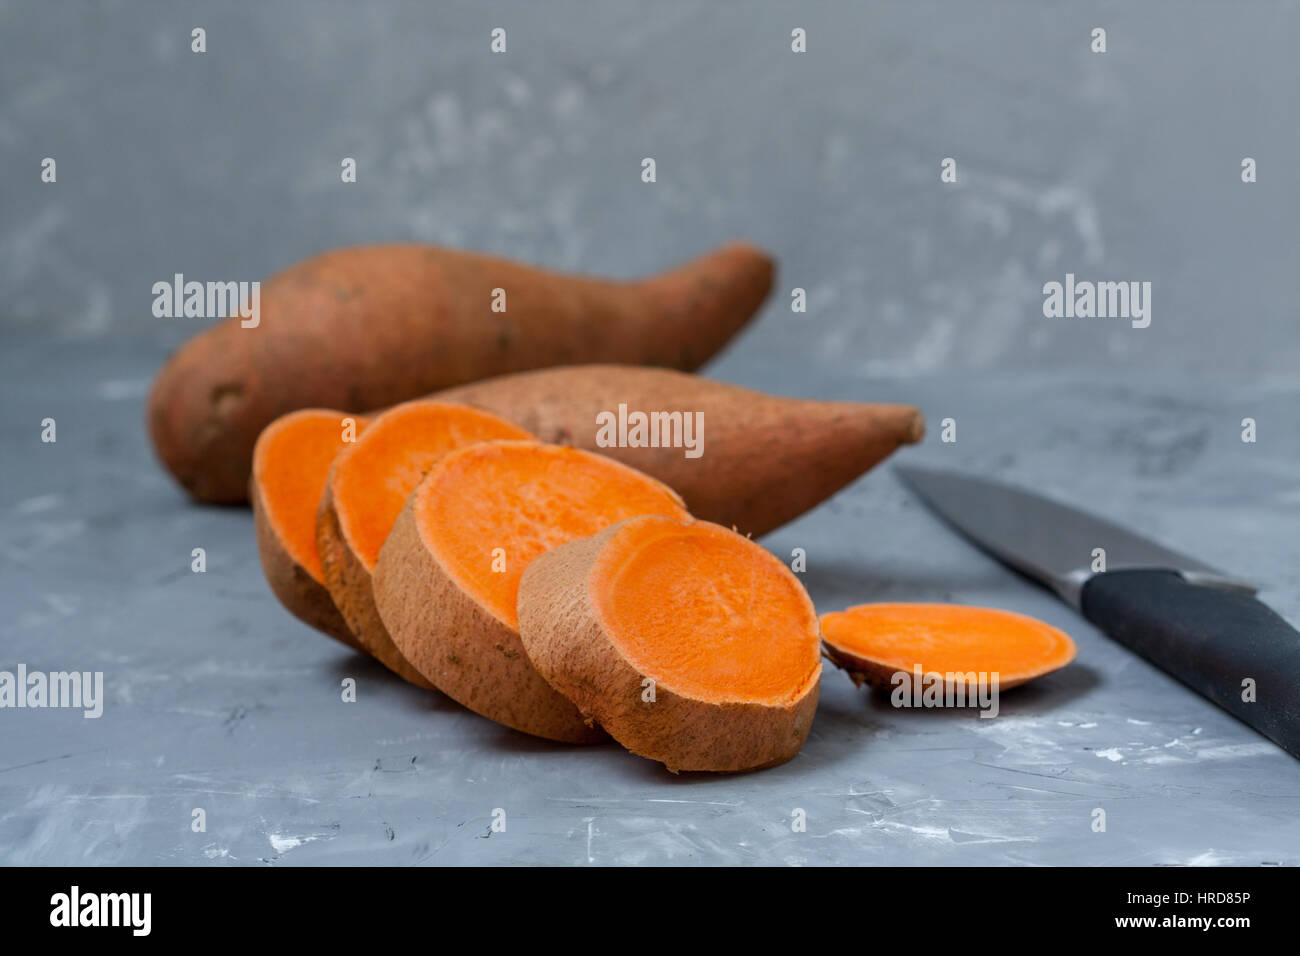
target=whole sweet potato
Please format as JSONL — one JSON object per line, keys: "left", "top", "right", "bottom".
{"left": 148, "top": 242, "right": 773, "bottom": 503}
{"left": 436, "top": 365, "right": 924, "bottom": 537}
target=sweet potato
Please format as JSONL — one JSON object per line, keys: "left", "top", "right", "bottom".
{"left": 517, "top": 514, "right": 822, "bottom": 772}
{"left": 436, "top": 365, "right": 924, "bottom": 536}
{"left": 371, "top": 441, "right": 690, "bottom": 743}
{"left": 820, "top": 603, "right": 1077, "bottom": 691}
{"left": 250, "top": 409, "right": 369, "bottom": 649}
{"left": 316, "top": 400, "right": 531, "bottom": 687}
{"left": 148, "top": 242, "right": 774, "bottom": 504}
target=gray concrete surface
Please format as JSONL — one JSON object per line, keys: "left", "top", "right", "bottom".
{"left": 2, "top": 335, "right": 1298, "bottom": 865}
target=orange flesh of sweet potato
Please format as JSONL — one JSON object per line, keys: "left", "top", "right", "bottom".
{"left": 418, "top": 443, "right": 692, "bottom": 631}
{"left": 250, "top": 409, "right": 368, "bottom": 649}
{"left": 435, "top": 365, "right": 924, "bottom": 537}
{"left": 148, "top": 242, "right": 773, "bottom": 504}
{"left": 371, "top": 441, "right": 690, "bottom": 743}
{"left": 820, "top": 603, "right": 1077, "bottom": 690}
{"left": 316, "top": 401, "right": 532, "bottom": 687}
{"left": 328, "top": 401, "right": 533, "bottom": 572}
{"left": 596, "top": 519, "right": 820, "bottom": 705}
{"left": 517, "top": 515, "right": 822, "bottom": 772}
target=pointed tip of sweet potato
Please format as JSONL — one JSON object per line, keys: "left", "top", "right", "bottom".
{"left": 897, "top": 405, "right": 927, "bottom": 444}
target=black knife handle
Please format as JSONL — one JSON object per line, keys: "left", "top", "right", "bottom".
{"left": 1081, "top": 569, "right": 1300, "bottom": 759}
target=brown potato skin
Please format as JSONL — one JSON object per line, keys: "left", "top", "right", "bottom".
{"left": 437, "top": 365, "right": 924, "bottom": 537}
{"left": 316, "top": 485, "right": 435, "bottom": 689}
{"left": 371, "top": 495, "right": 608, "bottom": 744}
{"left": 250, "top": 476, "right": 360, "bottom": 651}
{"left": 148, "top": 243, "right": 773, "bottom": 503}
{"left": 821, "top": 642, "right": 1047, "bottom": 692}
{"left": 517, "top": 522, "right": 821, "bottom": 773}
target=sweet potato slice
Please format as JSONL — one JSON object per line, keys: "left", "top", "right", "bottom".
{"left": 251, "top": 409, "right": 369, "bottom": 649}
{"left": 316, "top": 401, "right": 532, "bottom": 687}
{"left": 371, "top": 441, "right": 690, "bottom": 743}
{"left": 436, "top": 365, "right": 924, "bottom": 537}
{"left": 517, "top": 515, "right": 822, "bottom": 772}
{"left": 820, "top": 603, "right": 1077, "bottom": 691}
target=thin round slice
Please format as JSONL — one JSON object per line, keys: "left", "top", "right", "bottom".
{"left": 251, "top": 409, "right": 369, "bottom": 649}
{"left": 820, "top": 603, "right": 1077, "bottom": 691}
{"left": 371, "top": 441, "right": 690, "bottom": 743}
{"left": 317, "top": 400, "right": 532, "bottom": 687}
{"left": 518, "top": 515, "right": 822, "bottom": 772}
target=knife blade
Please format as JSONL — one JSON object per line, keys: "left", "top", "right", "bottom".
{"left": 896, "top": 464, "right": 1300, "bottom": 759}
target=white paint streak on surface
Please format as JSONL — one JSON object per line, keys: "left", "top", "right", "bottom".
{"left": 267, "top": 831, "right": 326, "bottom": 855}
{"left": 869, "top": 820, "right": 1030, "bottom": 846}
{"left": 96, "top": 378, "right": 149, "bottom": 401}
{"left": 1139, "top": 741, "right": 1277, "bottom": 766}
{"left": 14, "top": 495, "right": 61, "bottom": 515}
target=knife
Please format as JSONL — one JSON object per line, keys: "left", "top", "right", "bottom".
{"left": 895, "top": 464, "right": 1300, "bottom": 759}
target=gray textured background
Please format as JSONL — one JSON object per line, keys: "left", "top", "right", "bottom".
{"left": 3, "top": 0, "right": 1298, "bottom": 372}
{"left": 2, "top": 1, "right": 1299, "bottom": 866}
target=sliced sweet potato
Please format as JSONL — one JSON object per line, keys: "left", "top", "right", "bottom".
{"left": 316, "top": 400, "right": 532, "bottom": 687}
{"left": 517, "top": 515, "right": 822, "bottom": 772}
{"left": 436, "top": 365, "right": 924, "bottom": 536}
{"left": 370, "top": 441, "right": 690, "bottom": 743}
{"left": 820, "top": 603, "right": 1077, "bottom": 691}
{"left": 250, "top": 409, "right": 369, "bottom": 649}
